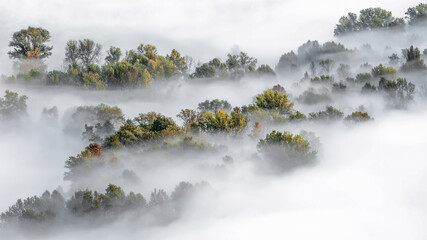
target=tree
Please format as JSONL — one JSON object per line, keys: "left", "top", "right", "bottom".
{"left": 177, "top": 109, "right": 200, "bottom": 130}
{"left": 337, "top": 64, "right": 351, "bottom": 78}
{"left": 1, "top": 190, "right": 65, "bottom": 224}
{"left": 310, "top": 75, "right": 334, "bottom": 84}
{"left": 309, "top": 61, "right": 316, "bottom": 76}
{"left": 0, "top": 90, "right": 28, "bottom": 120}
{"left": 361, "top": 82, "right": 377, "bottom": 93}
{"left": 64, "top": 40, "right": 79, "bottom": 65}
{"left": 297, "top": 40, "right": 322, "bottom": 64}
{"left": 400, "top": 46, "right": 427, "bottom": 72}
{"left": 332, "top": 81, "right": 347, "bottom": 93}
{"left": 371, "top": 64, "right": 397, "bottom": 78}
{"left": 272, "top": 84, "right": 286, "bottom": 93}
{"left": 257, "top": 64, "right": 276, "bottom": 77}
{"left": 151, "top": 116, "right": 176, "bottom": 132}
{"left": 64, "top": 143, "right": 105, "bottom": 180}
{"left": 319, "top": 59, "right": 334, "bottom": 74}
{"left": 405, "top": 3, "right": 427, "bottom": 25}
{"left": 8, "top": 26, "right": 53, "bottom": 60}
{"left": 309, "top": 106, "right": 344, "bottom": 121}
{"left": 78, "top": 39, "right": 102, "bottom": 65}
{"left": 334, "top": 12, "right": 359, "bottom": 36}
{"left": 137, "top": 44, "right": 158, "bottom": 60}
{"left": 237, "top": 52, "right": 257, "bottom": 70}
{"left": 82, "top": 72, "right": 105, "bottom": 90}
{"left": 141, "top": 69, "right": 152, "bottom": 88}
{"left": 378, "top": 77, "right": 415, "bottom": 106}
{"left": 72, "top": 103, "right": 124, "bottom": 128}
{"left": 191, "top": 63, "right": 216, "bottom": 78}
{"left": 334, "top": 8, "right": 405, "bottom": 36}
{"left": 388, "top": 53, "right": 400, "bottom": 66}
{"left": 198, "top": 99, "right": 232, "bottom": 112}
{"left": 105, "top": 46, "right": 122, "bottom": 64}
{"left": 356, "top": 73, "right": 373, "bottom": 83}
{"left": 167, "top": 49, "right": 187, "bottom": 73}
{"left": 255, "top": 89, "right": 294, "bottom": 115}
{"left": 197, "top": 109, "right": 248, "bottom": 134}
{"left": 257, "top": 130, "right": 316, "bottom": 171}
{"left": 276, "top": 51, "right": 300, "bottom": 75}
{"left": 345, "top": 112, "right": 372, "bottom": 122}
{"left": 297, "top": 87, "right": 332, "bottom": 105}
{"left": 102, "top": 61, "right": 139, "bottom": 87}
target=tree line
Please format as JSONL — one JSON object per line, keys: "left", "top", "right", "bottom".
{"left": 334, "top": 3, "right": 427, "bottom": 36}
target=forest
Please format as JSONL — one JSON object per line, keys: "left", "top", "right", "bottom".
{"left": 1, "top": 2, "right": 427, "bottom": 240}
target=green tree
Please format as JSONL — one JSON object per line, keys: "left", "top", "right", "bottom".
{"left": 167, "top": 49, "right": 187, "bottom": 72}
{"left": 371, "top": 64, "right": 397, "bottom": 78}
{"left": 361, "top": 82, "right": 377, "bottom": 93}
{"left": 64, "top": 143, "right": 105, "bottom": 180}
{"left": 102, "top": 61, "right": 139, "bottom": 87}
{"left": 191, "top": 63, "right": 216, "bottom": 78}
{"left": 334, "top": 8, "right": 404, "bottom": 36}
{"left": 257, "top": 64, "right": 276, "bottom": 77}
{"left": 309, "top": 106, "right": 344, "bottom": 121}
{"left": 141, "top": 69, "right": 153, "bottom": 88}
{"left": 198, "top": 99, "right": 232, "bottom": 112}
{"left": 356, "top": 73, "right": 373, "bottom": 83}
{"left": 1, "top": 190, "right": 65, "bottom": 224}
{"left": 78, "top": 39, "right": 102, "bottom": 65}
{"left": 345, "top": 112, "right": 372, "bottom": 122}
{"left": 334, "top": 13, "right": 359, "bottom": 36}
{"left": 0, "top": 90, "right": 28, "bottom": 120}
{"left": 177, "top": 109, "right": 199, "bottom": 125}
{"left": 378, "top": 77, "right": 415, "bottom": 107}
{"left": 197, "top": 109, "right": 248, "bottom": 134}
{"left": 400, "top": 46, "right": 427, "bottom": 72}
{"left": 405, "top": 3, "right": 427, "bottom": 25}
{"left": 8, "top": 26, "right": 53, "bottom": 60}
{"left": 319, "top": 59, "right": 334, "bottom": 75}
{"left": 82, "top": 72, "right": 105, "bottom": 90}
{"left": 255, "top": 89, "right": 294, "bottom": 115}
{"left": 64, "top": 40, "right": 79, "bottom": 65}
{"left": 257, "top": 130, "right": 316, "bottom": 171}
{"left": 275, "top": 51, "right": 300, "bottom": 75}
{"left": 105, "top": 46, "right": 122, "bottom": 64}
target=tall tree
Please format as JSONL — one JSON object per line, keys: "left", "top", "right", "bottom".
{"left": 78, "top": 39, "right": 102, "bottom": 65}
{"left": 8, "top": 26, "right": 53, "bottom": 60}
{"left": 64, "top": 40, "right": 79, "bottom": 65}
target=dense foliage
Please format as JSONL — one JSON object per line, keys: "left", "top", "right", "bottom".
{"left": 257, "top": 130, "right": 317, "bottom": 171}
{"left": 1, "top": 182, "right": 205, "bottom": 226}
{"left": 0, "top": 90, "right": 28, "bottom": 120}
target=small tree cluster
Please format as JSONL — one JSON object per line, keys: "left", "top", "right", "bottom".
{"left": 334, "top": 8, "right": 405, "bottom": 36}
{"left": 257, "top": 130, "right": 317, "bottom": 171}
{"left": 345, "top": 112, "right": 373, "bottom": 122}
{"left": 0, "top": 90, "right": 28, "bottom": 120}
{"left": 1, "top": 182, "right": 205, "bottom": 227}
{"left": 309, "top": 106, "right": 344, "bottom": 121}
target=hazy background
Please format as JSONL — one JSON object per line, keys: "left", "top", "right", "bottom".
{"left": 0, "top": 0, "right": 422, "bottom": 74}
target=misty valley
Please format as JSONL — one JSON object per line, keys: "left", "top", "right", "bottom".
{"left": 1, "top": 3, "right": 427, "bottom": 240}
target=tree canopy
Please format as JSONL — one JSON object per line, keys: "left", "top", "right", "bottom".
{"left": 334, "top": 8, "right": 405, "bottom": 36}
{"left": 8, "top": 26, "right": 53, "bottom": 60}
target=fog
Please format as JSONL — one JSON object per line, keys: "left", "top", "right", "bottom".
{"left": 0, "top": 0, "right": 422, "bottom": 74}
{"left": 1, "top": 0, "right": 427, "bottom": 239}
